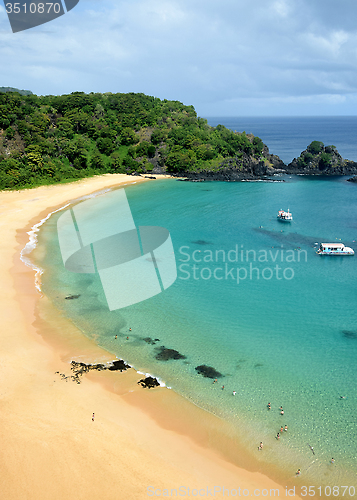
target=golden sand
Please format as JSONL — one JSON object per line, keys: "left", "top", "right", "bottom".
{"left": 0, "top": 174, "right": 302, "bottom": 499}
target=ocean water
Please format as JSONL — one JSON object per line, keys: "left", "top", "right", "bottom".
{"left": 206, "top": 116, "right": 357, "bottom": 164}
{"left": 34, "top": 175, "right": 357, "bottom": 491}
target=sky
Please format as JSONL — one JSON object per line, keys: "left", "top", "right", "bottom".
{"left": 1, "top": 0, "right": 357, "bottom": 117}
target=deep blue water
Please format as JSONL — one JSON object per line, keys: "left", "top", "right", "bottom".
{"left": 205, "top": 116, "right": 357, "bottom": 164}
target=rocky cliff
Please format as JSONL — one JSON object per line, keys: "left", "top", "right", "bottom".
{"left": 286, "top": 141, "right": 357, "bottom": 175}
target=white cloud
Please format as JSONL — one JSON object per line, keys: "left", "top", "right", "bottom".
{"left": 1, "top": 0, "right": 357, "bottom": 115}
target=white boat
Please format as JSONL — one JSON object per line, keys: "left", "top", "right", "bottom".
{"left": 277, "top": 209, "right": 293, "bottom": 221}
{"left": 317, "top": 243, "right": 354, "bottom": 256}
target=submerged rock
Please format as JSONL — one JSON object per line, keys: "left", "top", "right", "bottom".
{"left": 342, "top": 330, "right": 357, "bottom": 339}
{"left": 65, "top": 294, "right": 81, "bottom": 300}
{"left": 191, "top": 240, "right": 212, "bottom": 245}
{"left": 142, "top": 337, "right": 160, "bottom": 345}
{"left": 154, "top": 346, "right": 186, "bottom": 361}
{"left": 195, "top": 365, "right": 223, "bottom": 379}
{"left": 138, "top": 376, "right": 160, "bottom": 388}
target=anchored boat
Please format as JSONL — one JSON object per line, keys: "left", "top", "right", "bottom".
{"left": 277, "top": 209, "right": 293, "bottom": 221}
{"left": 317, "top": 243, "right": 354, "bottom": 256}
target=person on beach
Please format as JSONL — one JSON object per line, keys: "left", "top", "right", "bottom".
{"left": 92, "top": 413, "right": 95, "bottom": 422}
{"left": 296, "top": 469, "right": 301, "bottom": 476}
{"left": 276, "top": 432, "right": 280, "bottom": 440}
{"left": 258, "top": 442, "right": 263, "bottom": 451}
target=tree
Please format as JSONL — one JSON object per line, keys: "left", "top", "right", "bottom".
{"left": 25, "top": 145, "right": 43, "bottom": 172}
{"left": 5, "top": 127, "right": 15, "bottom": 140}
{"left": 307, "top": 141, "right": 324, "bottom": 155}
{"left": 119, "top": 127, "right": 139, "bottom": 146}
{"left": 96, "top": 137, "right": 113, "bottom": 155}
{"left": 90, "top": 150, "right": 105, "bottom": 170}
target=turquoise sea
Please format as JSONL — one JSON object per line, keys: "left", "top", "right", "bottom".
{"left": 32, "top": 118, "right": 357, "bottom": 492}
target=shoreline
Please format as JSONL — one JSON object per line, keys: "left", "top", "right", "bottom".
{"left": 1, "top": 173, "right": 302, "bottom": 499}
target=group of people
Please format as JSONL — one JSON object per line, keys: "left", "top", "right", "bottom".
{"left": 267, "top": 402, "right": 284, "bottom": 415}
{"left": 261, "top": 403, "right": 336, "bottom": 476}
{"left": 114, "top": 327, "right": 132, "bottom": 340}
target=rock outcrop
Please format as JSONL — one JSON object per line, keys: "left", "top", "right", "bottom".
{"left": 287, "top": 141, "right": 357, "bottom": 175}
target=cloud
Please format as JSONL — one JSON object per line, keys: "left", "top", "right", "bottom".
{"left": 1, "top": 0, "right": 357, "bottom": 115}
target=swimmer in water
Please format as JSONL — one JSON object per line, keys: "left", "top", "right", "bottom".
{"left": 308, "top": 444, "right": 315, "bottom": 455}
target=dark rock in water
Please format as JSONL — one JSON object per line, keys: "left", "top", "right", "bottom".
{"left": 65, "top": 294, "right": 80, "bottom": 300}
{"left": 342, "top": 330, "right": 357, "bottom": 339}
{"left": 138, "top": 376, "right": 160, "bottom": 388}
{"left": 108, "top": 360, "right": 131, "bottom": 371}
{"left": 142, "top": 337, "right": 160, "bottom": 345}
{"left": 347, "top": 176, "right": 357, "bottom": 183}
{"left": 69, "top": 359, "right": 130, "bottom": 383}
{"left": 287, "top": 142, "right": 357, "bottom": 176}
{"left": 192, "top": 240, "right": 212, "bottom": 245}
{"left": 154, "top": 346, "right": 186, "bottom": 361}
{"left": 195, "top": 365, "right": 223, "bottom": 379}
{"left": 144, "top": 175, "right": 156, "bottom": 179}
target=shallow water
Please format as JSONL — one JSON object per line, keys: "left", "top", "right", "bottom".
{"left": 35, "top": 177, "right": 357, "bottom": 489}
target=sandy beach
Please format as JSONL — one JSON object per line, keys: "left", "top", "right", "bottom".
{"left": 0, "top": 173, "right": 302, "bottom": 500}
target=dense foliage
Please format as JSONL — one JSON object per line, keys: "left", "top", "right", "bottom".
{"left": 0, "top": 91, "right": 265, "bottom": 190}
{"left": 296, "top": 141, "right": 338, "bottom": 170}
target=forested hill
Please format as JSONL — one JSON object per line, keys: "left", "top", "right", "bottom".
{"left": 0, "top": 91, "right": 283, "bottom": 190}
{"left": 0, "top": 87, "right": 33, "bottom": 96}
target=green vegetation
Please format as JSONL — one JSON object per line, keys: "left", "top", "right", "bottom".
{"left": 295, "top": 141, "right": 340, "bottom": 170}
{"left": 307, "top": 141, "right": 324, "bottom": 155}
{"left": 0, "top": 91, "right": 266, "bottom": 190}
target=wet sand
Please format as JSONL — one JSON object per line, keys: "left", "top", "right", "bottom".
{"left": 0, "top": 174, "right": 302, "bottom": 499}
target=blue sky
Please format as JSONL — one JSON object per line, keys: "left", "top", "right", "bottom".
{"left": 1, "top": 0, "right": 357, "bottom": 116}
